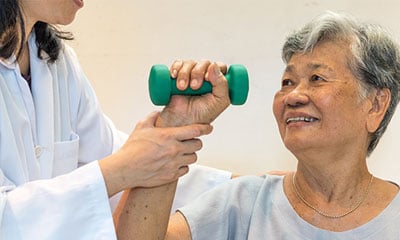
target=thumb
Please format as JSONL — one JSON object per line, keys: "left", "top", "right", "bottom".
{"left": 208, "top": 63, "right": 229, "bottom": 101}
{"left": 173, "top": 124, "right": 214, "bottom": 141}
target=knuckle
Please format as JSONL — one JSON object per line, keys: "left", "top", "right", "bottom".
{"left": 166, "top": 144, "right": 180, "bottom": 158}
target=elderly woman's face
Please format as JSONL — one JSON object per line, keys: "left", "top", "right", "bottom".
{"left": 273, "top": 40, "right": 372, "bottom": 155}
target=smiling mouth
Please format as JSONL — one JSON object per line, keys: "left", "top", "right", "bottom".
{"left": 286, "top": 116, "right": 319, "bottom": 124}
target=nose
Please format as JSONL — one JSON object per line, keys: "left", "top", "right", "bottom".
{"left": 284, "top": 84, "right": 310, "bottom": 107}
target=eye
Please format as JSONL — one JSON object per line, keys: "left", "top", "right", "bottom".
{"left": 281, "top": 79, "right": 293, "bottom": 87}
{"left": 311, "top": 74, "right": 324, "bottom": 82}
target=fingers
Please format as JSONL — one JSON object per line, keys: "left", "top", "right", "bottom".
{"left": 170, "top": 60, "right": 183, "bottom": 78}
{"left": 190, "top": 60, "right": 211, "bottom": 90}
{"left": 181, "top": 138, "right": 203, "bottom": 155}
{"left": 176, "top": 165, "right": 190, "bottom": 177}
{"left": 172, "top": 60, "right": 196, "bottom": 91}
{"left": 134, "top": 112, "right": 213, "bottom": 141}
{"left": 170, "top": 60, "right": 227, "bottom": 91}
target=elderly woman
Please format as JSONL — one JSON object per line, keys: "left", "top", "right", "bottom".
{"left": 115, "top": 11, "right": 400, "bottom": 239}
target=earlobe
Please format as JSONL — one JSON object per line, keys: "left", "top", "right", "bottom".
{"left": 366, "top": 88, "right": 391, "bottom": 133}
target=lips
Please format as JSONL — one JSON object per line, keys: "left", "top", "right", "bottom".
{"left": 286, "top": 116, "right": 319, "bottom": 124}
{"left": 73, "top": 0, "right": 84, "bottom": 8}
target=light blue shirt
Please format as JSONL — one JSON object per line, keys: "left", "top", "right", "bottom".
{"left": 179, "top": 175, "right": 400, "bottom": 240}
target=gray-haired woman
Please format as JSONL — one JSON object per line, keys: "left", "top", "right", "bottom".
{"left": 121, "top": 11, "right": 400, "bottom": 239}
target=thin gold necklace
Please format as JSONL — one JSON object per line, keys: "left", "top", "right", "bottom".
{"left": 292, "top": 173, "right": 374, "bottom": 219}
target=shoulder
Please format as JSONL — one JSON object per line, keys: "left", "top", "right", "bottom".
{"left": 231, "top": 174, "right": 284, "bottom": 191}
{"left": 177, "top": 174, "right": 284, "bottom": 239}
{"left": 55, "top": 42, "right": 90, "bottom": 88}
{"left": 202, "top": 174, "right": 283, "bottom": 203}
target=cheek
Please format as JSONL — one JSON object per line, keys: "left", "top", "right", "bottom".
{"left": 272, "top": 94, "right": 286, "bottom": 136}
{"left": 272, "top": 94, "right": 283, "bottom": 121}
{"left": 319, "top": 89, "right": 366, "bottom": 129}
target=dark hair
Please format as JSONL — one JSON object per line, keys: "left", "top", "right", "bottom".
{"left": 0, "top": 0, "right": 73, "bottom": 63}
{"left": 282, "top": 11, "right": 400, "bottom": 155}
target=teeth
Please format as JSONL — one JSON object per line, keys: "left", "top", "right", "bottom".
{"left": 286, "top": 117, "right": 317, "bottom": 124}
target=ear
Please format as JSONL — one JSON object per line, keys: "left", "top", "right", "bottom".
{"left": 366, "top": 88, "right": 391, "bottom": 133}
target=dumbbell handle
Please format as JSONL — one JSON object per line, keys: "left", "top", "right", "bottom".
{"left": 149, "top": 64, "right": 248, "bottom": 105}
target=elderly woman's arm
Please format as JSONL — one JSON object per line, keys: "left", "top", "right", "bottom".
{"left": 114, "top": 183, "right": 178, "bottom": 239}
{"left": 114, "top": 185, "right": 192, "bottom": 240}
{"left": 114, "top": 61, "right": 230, "bottom": 239}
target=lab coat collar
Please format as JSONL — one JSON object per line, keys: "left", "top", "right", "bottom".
{"left": 0, "top": 54, "right": 17, "bottom": 70}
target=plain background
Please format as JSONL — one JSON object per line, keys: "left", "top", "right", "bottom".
{"left": 65, "top": 0, "right": 400, "bottom": 182}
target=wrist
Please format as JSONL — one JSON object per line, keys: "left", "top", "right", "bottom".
{"left": 156, "top": 109, "right": 190, "bottom": 127}
{"left": 98, "top": 155, "right": 129, "bottom": 197}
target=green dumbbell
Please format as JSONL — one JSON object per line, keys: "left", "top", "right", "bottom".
{"left": 148, "top": 64, "right": 249, "bottom": 106}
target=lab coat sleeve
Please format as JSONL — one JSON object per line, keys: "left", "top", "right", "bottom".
{"left": 0, "top": 161, "right": 116, "bottom": 240}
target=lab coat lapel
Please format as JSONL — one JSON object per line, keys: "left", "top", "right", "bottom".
{"left": 30, "top": 40, "right": 55, "bottom": 179}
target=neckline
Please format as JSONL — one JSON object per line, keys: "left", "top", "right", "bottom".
{"left": 274, "top": 175, "right": 400, "bottom": 237}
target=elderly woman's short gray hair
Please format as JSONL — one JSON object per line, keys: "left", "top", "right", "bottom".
{"left": 282, "top": 11, "right": 400, "bottom": 156}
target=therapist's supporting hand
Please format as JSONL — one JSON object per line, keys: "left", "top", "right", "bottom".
{"left": 98, "top": 111, "right": 213, "bottom": 197}
{"left": 157, "top": 60, "right": 230, "bottom": 127}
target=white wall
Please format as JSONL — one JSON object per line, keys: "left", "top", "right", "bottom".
{"left": 66, "top": 0, "right": 400, "bottom": 182}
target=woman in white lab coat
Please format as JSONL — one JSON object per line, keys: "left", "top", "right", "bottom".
{"left": 0, "top": 0, "right": 232, "bottom": 239}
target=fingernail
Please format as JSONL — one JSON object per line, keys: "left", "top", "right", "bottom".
{"left": 172, "top": 69, "right": 177, "bottom": 78}
{"left": 179, "top": 79, "right": 186, "bottom": 89}
{"left": 190, "top": 79, "right": 198, "bottom": 88}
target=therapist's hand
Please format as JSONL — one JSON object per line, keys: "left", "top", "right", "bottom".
{"left": 99, "top": 111, "right": 213, "bottom": 197}
{"left": 157, "top": 60, "right": 230, "bottom": 127}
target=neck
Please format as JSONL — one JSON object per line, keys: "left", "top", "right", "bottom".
{"left": 292, "top": 171, "right": 373, "bottom": 219}
{"left": 17, "top": 41, "right": 30, "bottom": 77}
{"left": 294, "top": 152, "right": 370, "bottom": 202}
{"left": 296, "top": 147, "right": 371, "bottom": 202}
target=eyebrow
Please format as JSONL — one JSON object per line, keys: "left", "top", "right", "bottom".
{"left": 284, "top": 62, "right": 336, "bottom": 76}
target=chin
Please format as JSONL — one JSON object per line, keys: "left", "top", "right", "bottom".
{"left": 57, "top": 11, "right": 78, "bottom": 25}
{"left": 283, "top": 138, "right": 311, "bottom": 153}
{"left": 58, "top": 17, "right": 76, "bottom": 26}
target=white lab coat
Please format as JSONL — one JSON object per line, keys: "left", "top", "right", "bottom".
{"left": 0, "top": 33, "right": 231, "bottom": 239}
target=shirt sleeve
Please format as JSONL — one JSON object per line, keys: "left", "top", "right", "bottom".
{"left": 177, "top": 175, "right": 264, "bottom": 240}
{"left": 1, "top": 161, "right": 117, "bottom": 240}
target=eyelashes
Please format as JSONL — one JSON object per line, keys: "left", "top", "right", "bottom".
{"left": 281, "top": 74, "right": 325, "bottom": 88}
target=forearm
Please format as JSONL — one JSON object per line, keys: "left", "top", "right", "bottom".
{"left": 114, "top": 116, "right": 182, "bottom": 239}
{"left": 114, "top": 181, "right": 178, "bottom": 240}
